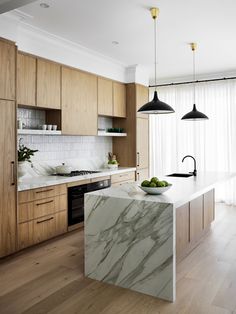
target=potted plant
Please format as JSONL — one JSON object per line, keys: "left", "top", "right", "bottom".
{"left": 18, "top": 144, "right": 38, "bottom": 178}
{"left": 107, "top": 152, "right": 119, "bottom": 170}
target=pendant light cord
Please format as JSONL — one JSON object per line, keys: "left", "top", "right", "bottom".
{"left": 154, "top": 15, "right": 157, "bottom": 91}
{"left": 193, "top": 46, "right": 196, "bottom": 103}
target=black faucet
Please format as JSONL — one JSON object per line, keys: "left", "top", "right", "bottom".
{"left": 182, "top": 155, "right": 197, "bottom": 176}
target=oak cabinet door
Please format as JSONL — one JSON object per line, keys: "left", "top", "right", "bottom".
{"left": 113, "top": 82, "right": 126, "bottom": 117}
{"left": 136, "top": 168, "right": 149, "bottom": 181}
{"left": 37, "top": 59, "right": 61, "bottom": 109}
{"left": 190, "top": 195, "right": 204, "bottom": 243}
{"left": 136, "top": 84, "right": 149, "bottom": 119}
{"left": 98, "top": 77, "right": 113, "bottom": 116}
{"left": 136, "top": 117, "right": 149, "bottom": 169}
{"left": 62, "top": 67, "right": 98, "bottom": 135}
{"left": 0, "top": 100, "right": 16, "bottom": 257}
{"left": 176, "top": 203, "right": 190, "bottom": 261}
{"left": 0, "top": 40, "right": 15, "bottom": 100}
{"left": 17, "top": 53, "right": 36, "bottom": 106}
{"left": 204, "top": 189, "right": 215, "bottom": 229}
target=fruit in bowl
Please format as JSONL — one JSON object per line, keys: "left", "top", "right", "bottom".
{"left": 139, "top": 177, "right": 172, "bottom": 195}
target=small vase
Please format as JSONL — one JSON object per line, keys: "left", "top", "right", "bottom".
{"left": 18, "top": 161, "right": 28, "bottom": 179}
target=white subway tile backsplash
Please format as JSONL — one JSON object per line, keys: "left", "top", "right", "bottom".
{"left": 18, "top": 133, "right": 112, "bottom": 173}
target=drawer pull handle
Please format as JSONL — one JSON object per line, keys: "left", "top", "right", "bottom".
{"left": 36, "top": 200, "right": 54, "bottom": 206}
{"left": 36, "top": 188, "right": 54, "bottom": 194}
{"left": 137, "top": 152, "right": 140, "bottom": 167}
{"left": 11, "top": 161, "right": 15, "bottom": 186}
{"left": 37, "top": 217, "right": 54, "bottom": 224}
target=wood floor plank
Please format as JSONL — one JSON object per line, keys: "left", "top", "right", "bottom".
{"left": 0, "top": 266, "right": 81, "bottom": 314}
{"left": 48, "top": 281, "right": 126, "bottom": 314}
{"left": 0, "top": 246, "right": 79, "bottom": 296}
{"left": 22, "top": 279, "right": 92, "bottom": 314}
{"left": 212, "top": 265, "right": 236, "bottom": 312}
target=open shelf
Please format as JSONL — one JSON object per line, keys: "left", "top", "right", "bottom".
{"left": 97, "top": 131, "right": 127, "bottom": 137}
{"left": 18, "top": 129, "right": 62, "bottom": 136}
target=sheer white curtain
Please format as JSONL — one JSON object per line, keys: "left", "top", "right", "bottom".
{"left": 149, "top": 80, "right": 236, "bottom": 205}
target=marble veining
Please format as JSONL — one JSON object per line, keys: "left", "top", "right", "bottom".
{"left": 85, "top": 194, "right": 175, "bottom": 301}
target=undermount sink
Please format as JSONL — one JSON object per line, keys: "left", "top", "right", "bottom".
{"left": 167, "top": 173, "right": 193, "bottom": 178}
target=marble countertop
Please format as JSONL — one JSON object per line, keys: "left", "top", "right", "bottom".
{"left": 88, "top": 172, "right": 236, "bottom": 208}
{"left": 18, "top": 167, "right": 136, "bottom": 191}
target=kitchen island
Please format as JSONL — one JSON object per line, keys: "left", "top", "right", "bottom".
{"left": 84, "top": 172, "right": 235, "bottom": 302}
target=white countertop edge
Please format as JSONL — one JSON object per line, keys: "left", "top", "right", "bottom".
{"left": 18, "top": 167, "right": 137, "bottom": 192}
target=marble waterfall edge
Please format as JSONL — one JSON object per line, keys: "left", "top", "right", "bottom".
{"left": 84, "top": 194, "right": 175, "bottom": 302}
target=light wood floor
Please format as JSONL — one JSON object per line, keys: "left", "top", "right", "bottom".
{"left": 1, "top": 203, "right": 236, "bottom": 314}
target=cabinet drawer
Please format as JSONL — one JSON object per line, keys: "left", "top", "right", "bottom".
{"left": 18, "top": 211, "right": 67, "bottom": 250}
{"left": 112, "top": 180, "right": 134, "bottom": 187}
{"left": 111, "top": 171, "right": 135, "bottom": 184}
{"left": 90, "top": 175, "right": 110, "bottom": 183}
{"left": 19, "top": 184, "right": 67, "bottom": 203}
{"left": 18, "top": 194, "right": 67, "bottom": 223}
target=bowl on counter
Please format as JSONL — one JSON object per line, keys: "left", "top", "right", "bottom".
{"left": 139, "top": 184, "right": 172, "bottom": 195}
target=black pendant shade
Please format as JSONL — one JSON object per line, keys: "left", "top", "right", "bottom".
{"left": 181, "top": 104, "right": 208, "bottom": 120}
{"left": 138, "top": 91, "right": 175, "bottom": 114}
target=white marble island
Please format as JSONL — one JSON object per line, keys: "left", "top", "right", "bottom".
{"left": 84, "top": 172, "right": 235, "bottom": 302}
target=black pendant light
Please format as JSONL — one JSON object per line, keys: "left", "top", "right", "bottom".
{"left": 138, "top": 8, "right": 175, "bottom": 114}
{"left": 181, "top": 43, "right": 209, "bottom": 121}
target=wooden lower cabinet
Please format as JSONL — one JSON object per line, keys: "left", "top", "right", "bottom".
{"left": 176, "top": 189, "right": 214, "bottom": 262}
{"left": 19, "top": 184, "right": 66, "bottom": 203}
{"left": 176, "top": 203, "right": 190, "bottom": 261}
{"left": 18, "top": 184, "right": 67, "bottom": 250}
{"left": 190, "top": 195, "right": 204, "bottom": 243}
{"left": 111, "top": 171, "right": 135, "bottom": 185}
{"left": 18, "top": 194, "right": 67, "bottom": 223}
{"left": 136, "top": 168, "right": 149, "bottom": 181}
{"left": 18, "top": 211, "right": 67, "bottom": 250}
{"left": 204, "top": 189, "right": 215, "bottom": 228}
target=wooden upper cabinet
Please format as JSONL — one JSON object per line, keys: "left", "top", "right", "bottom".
{"left": 61, "top": 67, "right": 98, "bottom": 135}
{"left": 0, "top": 39, "right": 15, "bottom": 100}
{"left": 113, "top": 82, "right": 126, "bottom": 118}
{"left": 17, "top": 53, "right": 36, "bottom": 106}
{"left": 37, "top": 59, "right": 61, "bottom": 109}
{"left": 136, "top": 84, "right": 149, "bottom": 119}
{"left": 136, "top": 117, "right": 149, "bottom": 169}
{"left": 98, "top": 77, "right": 113, "bottom": 116}
{"left": 0, "top": 100, "right": 16, "bottom": 257}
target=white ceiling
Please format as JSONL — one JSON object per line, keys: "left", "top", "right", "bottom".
{"left": 11, "top": 0, "right": 236, "bottom": 83}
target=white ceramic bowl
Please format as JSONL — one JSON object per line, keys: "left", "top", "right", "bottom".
{"left": 139, "top": 184, "right": 172, "bottom": 195}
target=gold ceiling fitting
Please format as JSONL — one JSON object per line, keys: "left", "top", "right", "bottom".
{"left": 150, "top": 7, "right": 159, "bottom": 20}
{"left": 190, "top": 42, "right": 197, "bottom": 51}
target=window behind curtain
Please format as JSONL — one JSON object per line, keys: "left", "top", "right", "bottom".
{"left": 149, "top": 80, "right": 236, "bottom": 204}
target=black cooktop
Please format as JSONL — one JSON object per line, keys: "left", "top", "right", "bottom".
{"left": 54, "top": 170, "right": 100, "bottom": 177}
